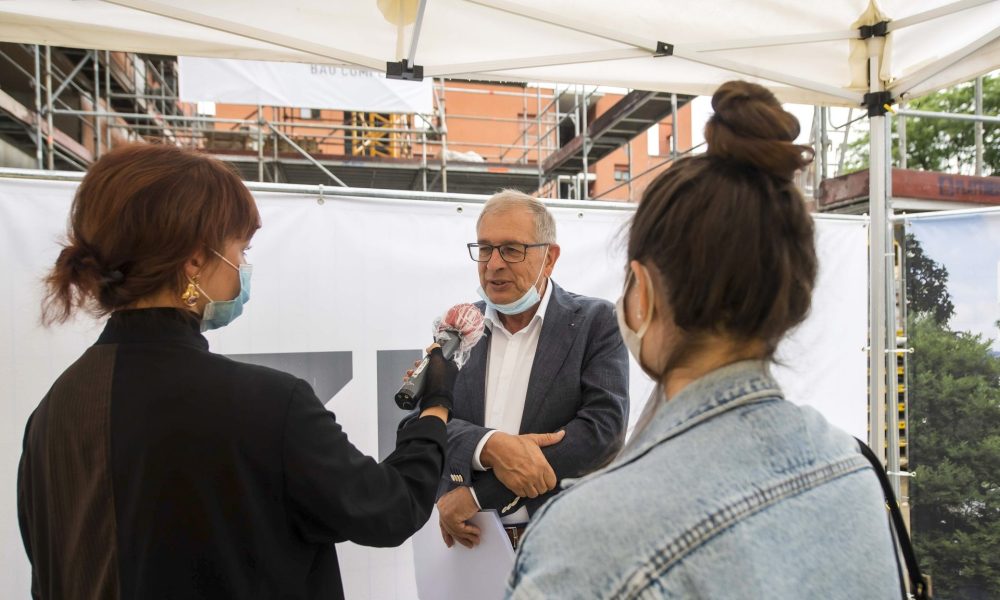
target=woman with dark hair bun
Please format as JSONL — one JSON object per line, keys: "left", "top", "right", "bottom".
{"left": 507, "top": 81, "right": 903, "bottom": 598}
{"left": 19, "top": 143, "right": 455, "bottom": 600}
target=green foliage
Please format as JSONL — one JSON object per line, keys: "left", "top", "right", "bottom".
{"left": 907, "top": 271, "right": 1000, "bottom": 596}
{"left": 844, "top": 74, "right": 1000, "bottom": 175}
{"left": 905, "top": 233, "right": 955, "bottom": 325}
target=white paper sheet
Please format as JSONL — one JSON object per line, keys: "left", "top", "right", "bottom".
{"left": 412, "top": 508, "right": 515, "bottom": 600}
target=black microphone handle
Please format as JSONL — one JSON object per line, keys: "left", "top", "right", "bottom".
{"left": 394, "top": 330, "right": 462, "bottom": 410}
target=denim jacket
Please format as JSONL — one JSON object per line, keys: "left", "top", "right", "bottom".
{"left": 507, "top": 361, "right": 902, "bottom": 599}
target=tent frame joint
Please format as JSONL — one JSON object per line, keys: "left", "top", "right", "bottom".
{"left": 863, "top": 91, "right": 894, "bottom": 117}
{"left": 859, "top": 21, "right": 889, "bottom": 39}
{"left": 386, "top": 60, "right": 424, "bottom": 81}
{"left": 654, "top": 42, "right": 674, "bottom": 57}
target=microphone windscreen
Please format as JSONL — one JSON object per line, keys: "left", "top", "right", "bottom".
{"left": 433, "top": 303, "right": 486, "bottom": 367}
{"left": 441, "top": 303, "right": 485, "bottom": 339}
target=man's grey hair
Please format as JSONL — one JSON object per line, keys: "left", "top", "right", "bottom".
{"left": 477, "top": 189, "right": 557, "bottom": 244}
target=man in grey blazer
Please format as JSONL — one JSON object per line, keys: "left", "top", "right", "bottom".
{"left": 429, "top": 190, "right": 629, "bottom": 549}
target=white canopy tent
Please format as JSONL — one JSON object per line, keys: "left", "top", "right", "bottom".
{"left": 3, "top": 0, "right": 1000, "bottom": 491}
{"left": 2, "top": 0, "right": 999, "bottom": 105}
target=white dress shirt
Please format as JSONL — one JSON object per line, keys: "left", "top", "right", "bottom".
{"left": 469, "top": 280, "right": 553, "bottom": 525}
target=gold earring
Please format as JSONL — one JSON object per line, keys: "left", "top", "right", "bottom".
{"left": 181, "top": 278, "right": 200, "bottom": 307}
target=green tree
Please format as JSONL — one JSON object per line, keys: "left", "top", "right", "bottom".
{"left": 905, "top": 233, "right": 955, "bottom": 325}
{"left": 845, "top": 73, "right": 1000, "bottom": 175}
{"left": 908, "top": 317, "right": 1000, "bottom": 597}
{"left": 906, "top": 235, "right": 1000, "bottom": 597}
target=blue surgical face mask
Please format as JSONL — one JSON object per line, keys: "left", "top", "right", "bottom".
{"left": 476, "top": 258, "right": 547, "bottom": 316}
{"left": 197, "top": 250, "right": 252, "bottom": 332}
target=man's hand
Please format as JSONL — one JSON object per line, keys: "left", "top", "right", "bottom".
{"left": 481, "top": 430, "right": 566, "bottom": 498}
{"left": 437, "top": 487, "right": 481, "bottom": 548}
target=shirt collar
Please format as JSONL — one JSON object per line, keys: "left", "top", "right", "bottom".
{"left": 484, "top": 277, "right": 554, "bottom": 333}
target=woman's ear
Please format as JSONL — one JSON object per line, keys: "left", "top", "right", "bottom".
{"left": 630, "top": 260, "right": 652, "bottom": 319}
{"left": 184, "top": 248, "right": 207, "bottom": 281}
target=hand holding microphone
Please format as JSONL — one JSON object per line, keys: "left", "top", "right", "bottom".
{"left": 415, "top": 346, "right": 459, "bottom": 413}
{"left": 396, "top": 304, "right": 486, "bottom": 411}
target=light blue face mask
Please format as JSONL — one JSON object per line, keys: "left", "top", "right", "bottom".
{"left": 197, "top": 250, "right": 252, "bottom": 332}
{"left": 476, "top": 258, "right": 546, "bottom": 316}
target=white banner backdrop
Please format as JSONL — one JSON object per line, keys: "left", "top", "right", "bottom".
{"left": 178, "top": 57, "right": 435, "bottom": 113}
{"left": 0, "top": 177, "right": 867, "bottom": 599}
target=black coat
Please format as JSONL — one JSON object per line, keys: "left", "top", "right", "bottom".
{"left": 18, "top": 308, "right": 445, "bottom": 600}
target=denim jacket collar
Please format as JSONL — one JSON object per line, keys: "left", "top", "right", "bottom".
{"left": 618, "top": 360, "right": 782, "bottom": 465}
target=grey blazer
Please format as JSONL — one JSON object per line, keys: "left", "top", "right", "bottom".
{"left": 430, "top": 281, "right": 629, "bottom": 519}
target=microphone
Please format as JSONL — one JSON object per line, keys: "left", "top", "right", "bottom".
{"left": 395, "top": 303, "right": 486, "bottom": 410}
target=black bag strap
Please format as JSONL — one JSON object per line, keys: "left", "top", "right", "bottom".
{"left": 855, "top": 438, "right": 932, "bottom": 600}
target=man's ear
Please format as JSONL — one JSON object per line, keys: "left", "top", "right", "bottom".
{"left": 544, "top": 243, "right": 561, "bottom": 276}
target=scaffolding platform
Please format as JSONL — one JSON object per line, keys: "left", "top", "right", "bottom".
{"left": 543, "top": 90, "right": 693, "bottom": 176}
{"left": 218, "top": 152, "right": 542, "bottom": 196}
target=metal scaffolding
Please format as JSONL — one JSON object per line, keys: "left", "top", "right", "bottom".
{"left": 0, "top": 44, "right": 695, "bottom": 199}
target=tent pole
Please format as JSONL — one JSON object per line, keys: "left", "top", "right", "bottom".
{"left": 103, "top": 0, "right": 383, "bottom": 70}
{"left": 866, "top": 34, "right": 889, "bottom": 468}
{"left": 888, "top": 0, "right": 994, "bottom": 31}
{"left": 406, "top": 0, "right": 428, "bottom": 69}
{"left": 866, "top": 32, "right": 902, "bottom": 496}
{"left": 891, "top": 24, "right": 1000, "bottom": 97}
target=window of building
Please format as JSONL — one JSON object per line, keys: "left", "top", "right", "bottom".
{"left": 614, "top": 164, "right": 630, "bottom": 182}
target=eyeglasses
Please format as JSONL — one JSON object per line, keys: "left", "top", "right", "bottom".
{"left": 467, "top": 242, "right": 549, "bottom": 263}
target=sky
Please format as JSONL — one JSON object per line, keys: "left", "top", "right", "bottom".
{"left": 908, "top": 213, "right": 1000, "bottom": 349}
{"left": 689, "top": 96, "right": 863, "bottom": 177}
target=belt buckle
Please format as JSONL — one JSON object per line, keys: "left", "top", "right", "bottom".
{"left": 504, "top": 525, "right": 524, "bottom": 550}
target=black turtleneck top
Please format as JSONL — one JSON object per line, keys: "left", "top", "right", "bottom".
{"left": 18, "top": 308, "right": 446, "bottom": 600}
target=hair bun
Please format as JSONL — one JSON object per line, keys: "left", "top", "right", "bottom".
{"left": 60, "top": 242, "right": 102, "bottom": 274}
{"left": 705, "top": 80, "right": 813, "bottom": 180}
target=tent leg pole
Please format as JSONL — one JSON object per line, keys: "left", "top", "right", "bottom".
{"left": 866, "top": 34, "right": 901, "bottom": 499}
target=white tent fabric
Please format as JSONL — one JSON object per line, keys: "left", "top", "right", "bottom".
{"left": 177, "top": 57, "right": 436, "bottom": 112}
{"left": 2, "top": 0, "right": 999, "bottom": 588}
{"left": 1, "top": 0, "right": 999, "bottom": 106}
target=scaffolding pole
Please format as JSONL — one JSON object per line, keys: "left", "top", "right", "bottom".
{"left": 105, "top": 51, "right": 112, "bottom": 150}
{"left": 33, "top": 46, "right": 43, "bottom": 170}
{"left": 812, "top": 106, "right": 823, "bottom": 194}
{"left": 820, "top": 107, "right": 829, "bottom": 182}
{"left": 975, "top": 76, "right": 984, "bottom": 176}
{"left": 581, "top": 86, "right": 589, "bottom": 200}
{"left": 257, "top": 105, "right": 265, "bottom": 182}
{"left": 625, "top": 137, "right": 633, "bottom": 202}
{"left": 897, "top": 100, "right": 906, "bottom": 170}
{"left": 266, "top": 120, "right": 346, "bottom": 187}
{"left": 45, "top": 46, "right": 54, "bottom": 171}
{"left": 537, "top": 86, "right": 543, "bottom": 192}
{"left": 437, "top": 78, "right": 448, "bottom": 193}
{"left": 670, "top": 93, "right": 678, "bottom": 158}
{"left": 94, "top": 50, "right": 102, "bottom": 158}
